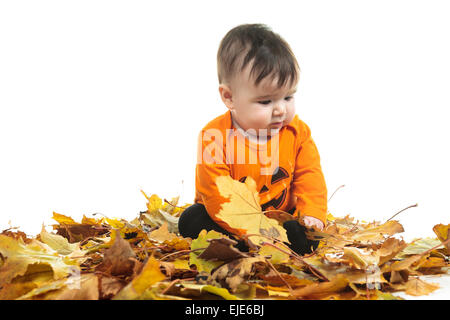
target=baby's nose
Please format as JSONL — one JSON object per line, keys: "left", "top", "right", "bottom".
{"left": 273, "top": 102, "right": 287, "bottom": 115}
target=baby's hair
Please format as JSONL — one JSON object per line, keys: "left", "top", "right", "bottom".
{"left": 217, "top": 23, "right": 300, "bottom": 89}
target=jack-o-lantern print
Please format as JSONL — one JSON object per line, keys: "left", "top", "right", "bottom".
{"left": 238, "top": 166, "right": 290, "bottom": 211}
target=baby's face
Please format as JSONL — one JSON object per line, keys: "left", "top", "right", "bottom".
{"left": 223, "top": 63, "right": 297, "bottom": 137}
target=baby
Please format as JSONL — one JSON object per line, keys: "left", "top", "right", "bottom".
{"left": 178, "top": 23, "right": 328, "bottom": 255}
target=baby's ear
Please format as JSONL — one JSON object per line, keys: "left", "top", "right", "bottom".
{"left": 218, "top": 84, "right": 233, "bottom": 109}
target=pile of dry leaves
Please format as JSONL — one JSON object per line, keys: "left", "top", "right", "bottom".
{"left": 0, "top": 176, "right": 449, "bottom": 300}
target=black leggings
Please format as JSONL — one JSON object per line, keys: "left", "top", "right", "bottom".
{"left": 178, "top": 203, "right": 319, "bottom": 255}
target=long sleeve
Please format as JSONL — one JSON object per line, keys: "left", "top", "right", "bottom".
{"left": 291, "top": 121, "right": 328, "bottom": 225}
{"left": 195, "top": 128, "right": 248, "bottom": 236}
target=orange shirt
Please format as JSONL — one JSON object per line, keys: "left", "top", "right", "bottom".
{"left": 194, "top": 110, "right": 327, "bottom": 236}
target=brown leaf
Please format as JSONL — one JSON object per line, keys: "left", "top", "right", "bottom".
{"left": 0, "top": 229, "right": 33, "bottom": 244}
{"left": 389, "top": 254, "right": 423, "bottom": 272}
{"left": 416, "top": 256, "right": 447, "bottom": 270}
{"left": 264, "top": 210, "right": 296, "bottom": 225}
{"left": 389, "top": 270, "right": 409, "bottom": 284}
{"left": 433, "top": 223, "right": 450, "bottom": 254}
{"left": 290, "top": 274, "right": 349, "bottom": 300}
{"left": 259, "top": 270, "right": 316, "bottom": 288}
{"left": 54, "top": 223, "right": 110, "bottom": 243}
{"left": 0, "top": 282, "right": 37, "bottom": 300}
{"left": 52, "top": 212, "right": 110, "bottom": 243}
{"left": 342, "top": 247, "right": 379, "bottom": 269}
{"left": 113, "top": 255, "right": 166, "bottom": 299}
{"left": 98, "top": 276, "right": 127, "bottom": 300}
{"left": 47, "top": 274, "right": 99, "bottom": 300}
{"left": 376, "top": 238, "right": 407, "bottom": 266}
{"left": 208, "top": 257, "right": 265, "bottom": 292}
{"left": 350, "top": 221, "right": 404, "bottom": 243}
{"left": 198, "top": 238, "right": 249, "bottom": 262}
{"left": 405, "top": 278, "right": 439, "bottom": 296}
{"left": 95, "top": 230, "right": 137, "bottom": 277}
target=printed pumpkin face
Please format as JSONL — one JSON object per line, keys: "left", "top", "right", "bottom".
{"left": 238, "top": 166, "right": 290, "bottom": 211}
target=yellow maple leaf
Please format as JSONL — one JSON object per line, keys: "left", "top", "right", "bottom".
{"left": 141, "top": 191, "right": 163, "bottom": 212}
{"left": 215, "top": 175, "right": 289, "bottom": 246}
{"left": 0, "top": 234, "right": 78, "bottom": 285}
{"left": 38, "top": 225, "right": 78, "bottom": 256}
{"left": 52, "top": 212, "right": 76, "bottom": 225}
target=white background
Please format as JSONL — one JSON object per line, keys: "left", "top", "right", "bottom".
{"left": 1, "top": 0, "right": 449, "bottom": 245}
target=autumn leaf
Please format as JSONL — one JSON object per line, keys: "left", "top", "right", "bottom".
{"left": 189, "top": 229, "right": 226, "bottom": 273}
{"left": 396, "top": 238, "right": 443, "bottom": 259}
{"left": 290, "top": 274, "right": 349, "bottom": 300}
{"left": 113, "top": 255, "right": 166, "bottom": 300}
{"left": 208, "top": 256, "right": 266, "bottom": 292}
{"left": 0, "top": 234, "right": 78, "bottom": 285}
{"left": 342, "top": 247, "right": 379, "bottom": 269}
{"left": 198, "top": 237, "right": 249, "bottom": 262}
{"left": 259, "top": 269, "right": 316, "bottom": 288}
{"left": 95, "top": 230, "right": 138, "bottom": 277}
{"left": 38, "top": 225, "right": 78, "bottom": 256}
{"left": 404, "top": 277, "right": 440, "bottom": 296}
{"left": 349, "top": 220, "right": 404, "bottom": 244}
{"left": 433, "top": 223, "right": 450, "bottom": 254}
{"left": 0, "top": 282, "right": 37, "bottom": 300}
{"left": 215, "top": 175, "right": 289, "bottom": 246}
{"left": 52, "top": 212, "right": 77, "bottom": 225}
{"left": 149, "top": 222, "right": 178, "bottom": 243}
{"left": 1, "top": 189, "right": 448, "bottom": 301}
{"left": 258, "top": 243, "right": 290, "bottom": 264}
{"left": 51, "top": 212, "right": 110, "bottom": 243}
{"left": 140, "top": 191, "right": 180, "bottom": 233}
{"left": 176, "top": 283, "right": 240, "bottom": 300}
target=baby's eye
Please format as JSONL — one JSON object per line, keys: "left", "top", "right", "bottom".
{"left": 285, "top": 96, "right": 293, "bottom": 101}
{"left": 258, "top": 100, "right": 271, "bottom": 105}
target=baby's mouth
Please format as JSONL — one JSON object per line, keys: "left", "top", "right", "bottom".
{"left": 270, "top": 121, "right": 283, "bottom": 127}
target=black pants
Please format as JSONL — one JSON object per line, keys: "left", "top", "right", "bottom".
{"left": 178, "top": 203, "right": 319, "bottom": 255}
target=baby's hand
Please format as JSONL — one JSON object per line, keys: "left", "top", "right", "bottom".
{"left": 303, "top": 216, "right": 324, "bottom": 231}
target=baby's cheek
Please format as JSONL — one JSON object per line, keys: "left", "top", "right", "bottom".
{"left": 249, "top": 111, "right": 269, "bottom": 126}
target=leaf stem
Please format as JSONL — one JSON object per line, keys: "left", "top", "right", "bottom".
{"left": 263, "top": 257, "right": 293, "bottom": 292}
{"left": 385, "top": 203, "right": 418, "bottom": 222}
{"left": 420, "top": 236, "right": 450, "bottom": 257}
{"left": 159, "top": 247, "right": 206, "bottom": 261}
{"left": 258, "top": 240, "right": 328, "bottom": 282}
{"left": 328, "top": 184, "right": 345, "bottom": 202}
